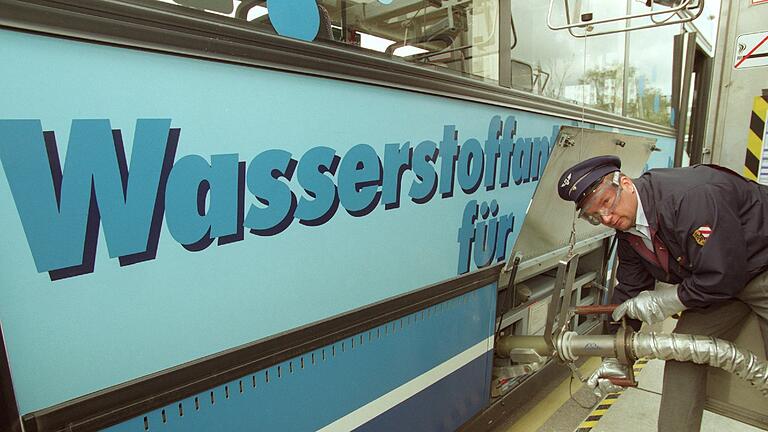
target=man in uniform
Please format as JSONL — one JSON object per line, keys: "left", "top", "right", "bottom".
{"left": 557, "top": 155, "right": 768, "bottom": 432}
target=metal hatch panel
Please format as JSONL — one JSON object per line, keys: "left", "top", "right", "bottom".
{"left": 503, "top": 126, "right": 655, "bottom": 282}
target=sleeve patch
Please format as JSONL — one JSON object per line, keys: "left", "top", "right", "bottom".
{"left": 692, "top": 225, "right": 712, "bottom": 246}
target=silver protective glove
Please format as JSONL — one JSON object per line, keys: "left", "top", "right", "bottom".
{"left": 612, "top": 285, "right": 686, "bottom": 324}
{"left": 586, "top": 358, "right": 628, "bottom": 399}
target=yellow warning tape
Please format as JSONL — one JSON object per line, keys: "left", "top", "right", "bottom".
{"left": 743, "top": 95, "right": 768, "bottom": 181}
{"left": 573, "top": 359, "right": 649, "bottom": 432}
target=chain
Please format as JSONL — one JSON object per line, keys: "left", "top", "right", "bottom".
{"left": 564, "top": 32, "right": 599, "bottom": 410}
{"left": 566, "top": 26, "right": 590, "bottom": 258}
{"left": 567, "top": 211, "right": 578, "bottom": 257}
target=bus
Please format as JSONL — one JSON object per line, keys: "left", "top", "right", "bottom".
{"left": 0, "top": 1, "right": 717, "bottom": 430}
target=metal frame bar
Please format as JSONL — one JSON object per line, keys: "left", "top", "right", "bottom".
{"left": 674, "top": 31, "right": 698, "bottom": 167}
{"left": 548, "top": 0, "right": 704, "bottom": 38}
{"left": 555, "top": 255, "right": 580, "bottom": 340}
{"left": 498, "top": 0, "right": 511, "bottom": 88}
{"left": 498, "top": 271, "right": 597, "bottom": 331}
{"left": 621, "top": 0, "right": 632, "bottom": 117}
{"left": 549, "top": 0, "right": 698, "bottom": 30}
{"left": 687, "top": 48, "right": 713, "bottom": 164}
{"left": 500, "top": 229, "right": 612, "bottom": 284}
{"left": 672, "top": 31, "right": 685, "bottom": 120}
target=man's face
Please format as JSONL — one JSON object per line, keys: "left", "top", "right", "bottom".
{"left": 579, "top": 174, "right": 637, "bottom": 231}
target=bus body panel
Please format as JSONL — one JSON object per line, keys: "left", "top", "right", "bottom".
{"left": 0, "top": 27, "right": 675, "bottom": 429}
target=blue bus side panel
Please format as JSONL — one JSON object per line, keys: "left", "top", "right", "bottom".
{"left": 0, "top": 27, "right": 676, "bottom": 416}
{"left": 105, "top": 285, "right": 495, "bottom": 431}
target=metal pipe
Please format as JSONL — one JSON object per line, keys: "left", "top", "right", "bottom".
{"left": 564, "top": 334, "right": 617, "bottom": 358}
{"left": 497, "top": 333, "right": 622, "bottom": 360}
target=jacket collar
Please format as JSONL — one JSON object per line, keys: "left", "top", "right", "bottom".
{"left": 631, "top": 175, "right": 658, "bottom": 232}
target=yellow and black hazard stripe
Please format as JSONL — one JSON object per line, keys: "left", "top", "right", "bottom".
{"left": 574, "top": 359, "right": 649, "bottom": 432}
{"left": 744, "top": 94, "right": 768, "bottom": 181}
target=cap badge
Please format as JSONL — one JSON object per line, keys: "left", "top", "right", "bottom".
{"left": 560, "top": 173, "right": 572, "bottom": 188}
{"left": 692, "top": 225, "right": 712, "bottom": 246}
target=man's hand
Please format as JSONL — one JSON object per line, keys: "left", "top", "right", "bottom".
{"left": 612, "top": 285, "right": 685, "bottom": 324}
{"left": 586, "top": 358, "right": 628, "bottom": 399}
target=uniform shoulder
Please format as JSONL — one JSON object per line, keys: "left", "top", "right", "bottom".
{"left": 643, "top": 165, "right": 739, "bottom": 189}
{"left": 640, "top": 166, "right": 731, "bottom": 213}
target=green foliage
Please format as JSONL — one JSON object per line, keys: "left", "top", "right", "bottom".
{"left": 579, "top": 63, "right": 672, "bottom": 127}
{"left": 578, "top": 63, "right": 627, "bottom": 113}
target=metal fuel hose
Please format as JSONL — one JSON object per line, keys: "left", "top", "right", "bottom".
{"left": 633, "top": 332, "right": 768, "bottom": 396}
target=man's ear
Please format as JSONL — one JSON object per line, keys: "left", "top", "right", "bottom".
{"left": 620, "top": 175, "right": 633, "bottom": 189}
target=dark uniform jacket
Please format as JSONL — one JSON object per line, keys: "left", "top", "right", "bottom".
{"left": 613, "top": 165, "right": 768, "bottom": 310}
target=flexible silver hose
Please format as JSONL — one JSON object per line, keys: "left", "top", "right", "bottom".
{"left": 633, "top": 332, "right": 768, "bottom": 397}
{"left": 498, "top": 330, "right": 768, "bottom": 396}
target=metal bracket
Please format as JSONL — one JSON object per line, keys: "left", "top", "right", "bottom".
{"left": 560, "top": 134, "right": 576, "bottom": 147}
{"left": 613, "top": 321, "right": 639, "bottom": 387}
{"left": 507, "top": 348, "right": 546, "bottom": 364}
{"left": 544, "top": 254, "right": 579, "bottom": 351}
{"left": 497, "top": 252, "right": 523, "bottom": 317}
{"left": 566, "top": 361, "right": 586, "bottom": 383}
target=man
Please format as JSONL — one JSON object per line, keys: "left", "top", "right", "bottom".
{"left": 557, "top": 155, "right": 768, "bottom": 432}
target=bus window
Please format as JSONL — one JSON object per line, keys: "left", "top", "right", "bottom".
{"left": 510, "top": 0, "right": 627, "bottom": 114}
{"left": 625, "top": 2, "right": 677, "bottom": 127}
{"left": 323, "top": 0, "right": 501, "bottom": 84}
{"left": 149, "top": 0, "right": 501, "bottom": 84}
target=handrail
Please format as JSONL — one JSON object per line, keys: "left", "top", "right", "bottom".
{"left": 547, "top": 0, "right": 704, "bottom": 38}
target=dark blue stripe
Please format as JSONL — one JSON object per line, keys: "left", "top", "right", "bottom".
{"left": 105, "top": 285, "right": 496, "bottom": 432}
{"left": 353, "top": 351, "right": 492, "bottom": 432}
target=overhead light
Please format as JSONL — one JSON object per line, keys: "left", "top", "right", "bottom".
{"left": 393, "top": 46, "right": 429, "bottom": 56}
{"left": 246, "top": 5, "right": 268, "bottom": 20}
{"left": 360, "top": 33, "right": 396, "bottom": 52}
{"left": 360, "top": 32, "right": 429, "bottom": 57}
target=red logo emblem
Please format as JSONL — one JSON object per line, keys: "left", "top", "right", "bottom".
{"left": 692, "top": 225, "right": 712, "bottom": 246}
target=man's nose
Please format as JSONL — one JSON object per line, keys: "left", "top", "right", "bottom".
{"left": 601, "top": 214, "right": 613, "bottom": 225}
